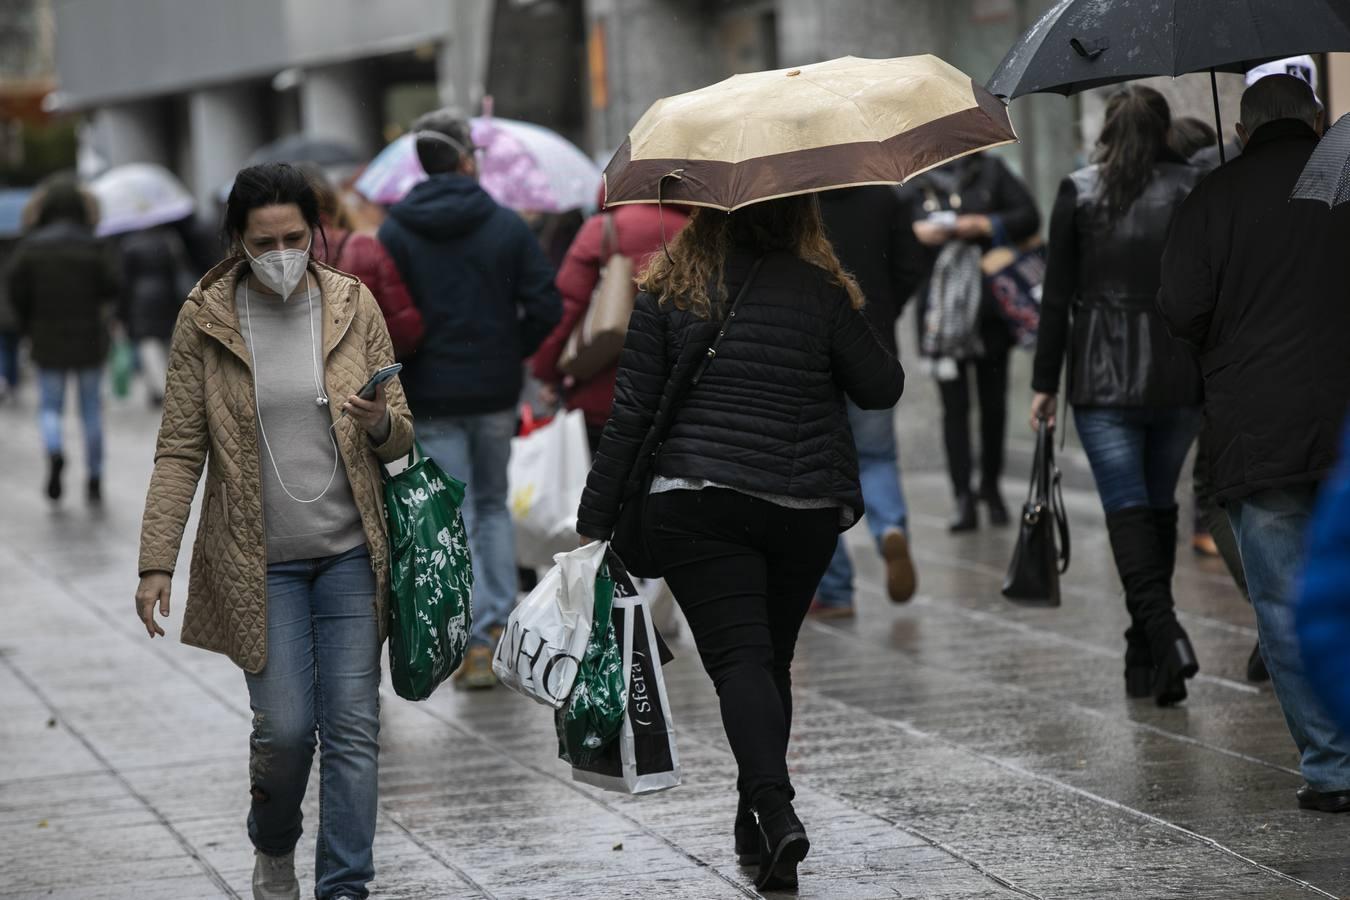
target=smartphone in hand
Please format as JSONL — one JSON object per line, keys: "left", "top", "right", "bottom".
{"left": 356, "top": 363, "right": 403, "bottom": 401}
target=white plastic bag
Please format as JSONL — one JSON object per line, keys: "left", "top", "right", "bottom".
{"left": 508, "top": 408, "right": 591, "bottom": 569}
{"left": 493, "top": 540, "right": 606, "bottom": 708}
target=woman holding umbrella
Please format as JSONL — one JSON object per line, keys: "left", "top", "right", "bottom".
{"left": 1030, "top": 86, "right": 1204, "bottom": 706}
{"left": 578, "top": 55, "right": 1015, "bottom": 891}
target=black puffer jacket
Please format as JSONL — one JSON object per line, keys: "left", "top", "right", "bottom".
{"left": 1033, "top": 156, "right": 1203, "bottom": 406}
{"left": 576, "top": 249, "right": 905, "bottom": 539}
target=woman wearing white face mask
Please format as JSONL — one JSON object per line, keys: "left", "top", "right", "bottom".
{"left": 133, "top": 163, "right": 414, "bottom": 900}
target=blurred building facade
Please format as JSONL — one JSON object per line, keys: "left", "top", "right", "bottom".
{"left": 0, "top": 0, "right": 73, "bottom": 187}
{"left": 48, "top": 0, "right": 1350, "bottom": 221}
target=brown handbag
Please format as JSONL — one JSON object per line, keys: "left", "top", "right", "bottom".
{"left": 559, "top": 215, "right": 636, "bottom": 380}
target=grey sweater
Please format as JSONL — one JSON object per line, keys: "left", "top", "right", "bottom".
{"left": 235, "top": 280, "right": 365, "bottom": 563}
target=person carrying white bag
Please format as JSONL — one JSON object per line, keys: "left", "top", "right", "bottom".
{"left": 564, "top": 550, "right": 682, "bottom": 796}
{"left": 492, "top": 540, "right": 604, "bottom": 707}
{"left": 507, "top": 408, "right": 590, "bottom": 570}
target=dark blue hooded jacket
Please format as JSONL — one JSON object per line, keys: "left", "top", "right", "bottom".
{"left": 380, "top": 175, "right": 561, "bottom": 416}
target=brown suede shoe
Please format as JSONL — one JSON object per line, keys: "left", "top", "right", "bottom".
{"left": 454, "top": 645, "right": 497, "bottom": 690}
{"left": 882, "top": 528, "right": 917, "bottom": 603}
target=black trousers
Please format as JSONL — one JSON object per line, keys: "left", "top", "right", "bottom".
{"left": 937, "top": 343, "right": 1010, "bottom": 498}
{"left": 646, "top": 488, "right": 838, "bottom": 804}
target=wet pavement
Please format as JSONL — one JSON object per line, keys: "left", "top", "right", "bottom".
{"left": 3, "top": 354, "right": 1350, "bottom": 899}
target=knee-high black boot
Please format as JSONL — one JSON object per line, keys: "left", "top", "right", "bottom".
{"left": 1106, "top": 507, "right": 1198, "bottom": 706}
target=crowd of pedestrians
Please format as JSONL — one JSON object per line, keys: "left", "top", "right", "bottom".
{"left": 2, "top": 59, "right": 1349, "bottom": 895}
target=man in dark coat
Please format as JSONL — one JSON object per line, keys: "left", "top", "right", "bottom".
{"left": 1158, "top": 74, "right": 1350, "bottom": 812}
{"left": 8, "top": 177, "right": 120, "bottom": 503}
{"left": 812, "top": 186, "right": 924, "bottom": 615}
{"left": 379, "top": 108, "right": 562, "bottom": 688}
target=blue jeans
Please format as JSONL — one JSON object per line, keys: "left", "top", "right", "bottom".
{"left": 1230, "top": 486, "right": 1350, "bottom": 792}
{"left": 1074, "top": 406, "right": 1201, "bottom": 513}
{"left": 245, "top": 544, "right": 381, "bottom": 899}
{"left": 37, "top": 368, "right": 104, "bottom": 477}
{"left": 817, "top": 402, "right": 908, "bottom": 607}
{"left": 416, "top": 410, "right": 517, "bottom": 646}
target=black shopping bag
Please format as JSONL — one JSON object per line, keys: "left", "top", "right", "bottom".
{"left": 567, "top": 553, "right": 682, "bottom": 794}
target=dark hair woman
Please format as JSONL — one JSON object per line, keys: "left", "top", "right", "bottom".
{"left": 134, "top": 162, "right": 414, "bottom": 899}
{"left": 7, "top": 175, "right": 119, "bottom": 503}
{"left": 1031, "top": 86, "right": 1204, "bottom": 706}
{"left": 576, "top": 194, "right": 904, "bottom": 891}
{"left": 902, "top": 152, "right": 1041, "bottom": 532}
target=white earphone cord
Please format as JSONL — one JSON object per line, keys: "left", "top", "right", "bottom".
{"left": 242, "top": 272, "right": 341, "bottom": 505}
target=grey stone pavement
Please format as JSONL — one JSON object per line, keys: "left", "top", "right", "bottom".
{"left": 3, "top": 347, "right": 1350, "bottom": 899}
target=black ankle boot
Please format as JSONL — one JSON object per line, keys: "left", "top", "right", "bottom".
{"left": 949, "top": 492, "right": 978, "bottom": 532}
{"left": 46, "top": 452, "right": 64, "bottom": 501}
{"left": 754, "top": 789, "right": 809, "bottom": 891}
{"left": 1106, "top": 507, "right": 1199, "bottom": 707}
{"left": 734, "top": 795, "right": 759, "bottom": 866}
{"left": 87, "top": 477, "right": 102, "bottom": 505}
{"left": 979, "top": 487, "right": 1010, "bottom": 527}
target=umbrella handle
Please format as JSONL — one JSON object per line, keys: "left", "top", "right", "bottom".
{"left": 657, "top": 169, "right": 685, "bottom": 264}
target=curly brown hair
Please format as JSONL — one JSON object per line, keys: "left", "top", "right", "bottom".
{"left": 639, "top": 195, "right": 864, "bottom": 319}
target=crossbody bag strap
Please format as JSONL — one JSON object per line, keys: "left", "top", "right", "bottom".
{"left": 690, "top": 256, "right": 764, "bottom": 388}
{"left": 642, "top": 256, "right": 766, "bottom": 463}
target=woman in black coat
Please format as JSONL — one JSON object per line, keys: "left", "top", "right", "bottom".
{"left": 1031, "top": 86, "right": 1204, "bottom": 706}
{"left": 902, "top": 152, "right": 1040, "bottom": 531}
{"left": 577, "top": 195, "right": 904, "bottom": 891}
{"left": 120, "top": 224, "right": 191, "bottom": 405}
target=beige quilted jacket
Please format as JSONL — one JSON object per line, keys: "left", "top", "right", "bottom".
{"left": 138, "top": 257, "right": 415, "bottom": 673}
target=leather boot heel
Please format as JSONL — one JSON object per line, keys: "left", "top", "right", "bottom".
{"left": 1154, "top": 635, "right": 1199, "bottom": 707}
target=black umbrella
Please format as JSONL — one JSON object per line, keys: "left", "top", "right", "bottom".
{"left": 1292, "top": 113, "right": 1350, "bottom": 207}
{"left": 246, "top": 135, "right": 363, "bottom": 167}
{"left": 988, "top": 0, "right": 1350, "bottom": 161}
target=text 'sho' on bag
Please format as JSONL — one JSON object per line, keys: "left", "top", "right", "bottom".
{"left": 492, "top": 540, "right": 606, "bottom": 708}
{"left": 383, "top": 441, "right": 474, "bottom": 701}
{"left": 559, "top": 215, "right": 636, "bottom": 380}
{"left": 567, "top": 551, "right": 681, "bottom": 795}
{"left": 1003, "top": 418, "right": 1070, "bottom": 607}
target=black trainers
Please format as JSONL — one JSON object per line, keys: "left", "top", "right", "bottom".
{"left": 46, "top": 453, "right": 64, "bottom": 501}
{"left": 87, "top": 477, "right": 102, "bottom": 505}
{"left": 1297, "top": 785, "right": 1350, "bottom": 813}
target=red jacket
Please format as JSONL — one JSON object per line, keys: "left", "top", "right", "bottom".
{"left": 531, "top": 205, "right": 689, "bottom": 427}
{"left": 317, "top": 226, "right": 424, "bottom": 358}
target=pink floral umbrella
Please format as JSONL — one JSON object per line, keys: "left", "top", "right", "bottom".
{"left": 355, "top": 117, "right": 601, "bottom": 212}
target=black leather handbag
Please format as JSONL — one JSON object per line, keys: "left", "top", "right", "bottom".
{"left": 609, "top": 258, "right": 764, "bottom": 578}
{"left": 1002, "top": 418, "right": 1070, "bottom": 606}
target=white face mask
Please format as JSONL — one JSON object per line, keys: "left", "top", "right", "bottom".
{"left": 245, "top": 238, "right": 311, "bottom": 298}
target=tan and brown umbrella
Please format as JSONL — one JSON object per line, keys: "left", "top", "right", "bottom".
{"left": 603, "top": 54, "right": 1018, "bottom": 212}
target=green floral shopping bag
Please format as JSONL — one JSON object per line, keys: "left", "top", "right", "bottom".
{"left": 556, "top": 553, "right": 627, "bottom": 762}
{"left": 382, "top": 441, "right": 473, "bottom": 701}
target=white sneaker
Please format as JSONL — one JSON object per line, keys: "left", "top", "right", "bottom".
{"left": 252, "top": 849, "right": 300, "bottom": 900}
